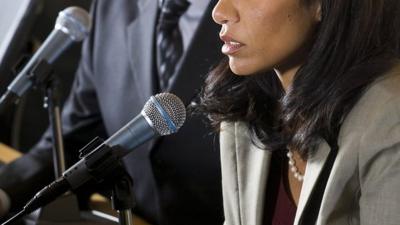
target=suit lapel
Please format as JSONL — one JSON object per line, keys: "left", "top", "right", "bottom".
{"left": 125, "top": 0, "right": 159, "bottom": 153}
{"left": 126, "top": 0, "right": 158, "bottom": 100}
{"left": 294, "top": 140, "right": 331, "bottom": 225}
{"left": 168, "top": 0, "right": 223, "bottom": 105}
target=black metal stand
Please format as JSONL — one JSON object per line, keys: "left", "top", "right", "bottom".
{"left": 24, "top": 59, "right": 66, "bottom": 178}
{"left": 111, "top": 173, "right": 136, "bottom": 225}
{"left": 25, "top": 60, "right": 83, "bottom": 224}
{"left": 43, "top": 78, "right": 66, "bottom": 177}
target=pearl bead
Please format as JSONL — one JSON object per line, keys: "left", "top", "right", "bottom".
{"left": 286, "top": 150, "right": 304, "bottom": 182}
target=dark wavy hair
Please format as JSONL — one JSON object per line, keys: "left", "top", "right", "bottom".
{"left": 198, "top": 0, "right": 400, "bottom": 157}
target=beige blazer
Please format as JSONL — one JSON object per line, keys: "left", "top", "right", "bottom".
{"left": 220, "top": 64, "right": 400, "bottom": 225}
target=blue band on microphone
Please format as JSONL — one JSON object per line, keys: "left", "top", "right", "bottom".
{"left": 151, "top": 96, "right": 177, "bottom": 133}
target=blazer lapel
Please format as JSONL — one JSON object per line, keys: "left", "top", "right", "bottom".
{"left": 126, "top": 0, "right": 158, "bottom": 100}
{"left": 168, "top": 0, "right": 223, "bottom": 105}
{"left": 228, "top": 123, "right": 331, "bottom": 225}
{"left": 235, "top": 122, "right": 271, "bottom": 225}
{"left": 294, "top": 140, "right": 331, "bottom": 225}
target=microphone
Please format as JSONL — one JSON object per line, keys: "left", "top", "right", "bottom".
{"left": 0, "top": 6, "right": 92, "bottom": 109}
{"left": 63, "top": 92, "right": 187, "bottom": 189}
{"left": 1, "top": 93, "right": 186, "bottom": 225}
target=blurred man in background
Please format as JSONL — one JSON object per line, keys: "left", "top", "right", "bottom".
{"left": 0, "top": 0, "right": 224, "bottom": 224}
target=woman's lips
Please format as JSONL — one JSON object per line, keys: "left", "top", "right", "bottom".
{"left": 220, "top": 35, "right": 245, "bottom": 55}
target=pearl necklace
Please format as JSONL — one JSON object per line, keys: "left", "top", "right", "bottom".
{"left": 286, "top": 150, "right": 304, "bottom": 182}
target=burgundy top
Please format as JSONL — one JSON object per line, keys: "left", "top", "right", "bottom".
{"left": 263, "top": 152, "right": 297, "bottom": 225}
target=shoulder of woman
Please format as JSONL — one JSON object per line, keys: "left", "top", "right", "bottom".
{"left": 338, "top": 62, "right": 400, "bottom": 164}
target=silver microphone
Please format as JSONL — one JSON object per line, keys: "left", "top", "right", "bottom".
{"left": 63, "top": 93, "right": 186, "bottom": 189}
{"left": 0, "top": 6, "right": 92, "bottom": 107}
{"left": 104, "top": 92, "right": 187, "bottom": 150}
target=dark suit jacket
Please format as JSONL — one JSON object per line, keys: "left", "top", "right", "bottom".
{"left": 0, "top": 0, "right": 224, "bottom": 224}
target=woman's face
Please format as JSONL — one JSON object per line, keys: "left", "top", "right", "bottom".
{"left": 213, "top": 0, "right": 321, "bottom": 76}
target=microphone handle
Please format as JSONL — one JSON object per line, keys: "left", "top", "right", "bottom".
{"left": 0, "top": 90, "right": 18, "bottom": 114}
{"left": 7, "top": 29, "right": 74, "bottom": 98}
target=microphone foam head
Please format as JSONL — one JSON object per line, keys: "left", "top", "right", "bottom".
{"left": 55, "top": 6, "right": 92, "bottom": 41}
{"left": 142, "top": 93, "right": 186, "bottom": 136}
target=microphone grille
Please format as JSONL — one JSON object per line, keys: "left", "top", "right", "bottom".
{"left": 142, "top": 93, "right": 186, "bottom": 136}
{"left": 55, "top": 6, "right": 92, "bottom": 41}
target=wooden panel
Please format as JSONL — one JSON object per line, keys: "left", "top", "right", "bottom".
{"left": 0, "top": 143, "right": 22, "bottom": 163}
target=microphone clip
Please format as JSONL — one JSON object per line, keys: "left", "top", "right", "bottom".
{"left": 78, "top": 136, "right": 105, "bottom": 158}
{"left": 27, "top": 60, "right": 55, "bottom": 88}
{"left": 63, "top": 137, "right": 126, "bottom": 190}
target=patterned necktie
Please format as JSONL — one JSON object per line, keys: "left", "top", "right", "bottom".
{"left": 156, "top": 0, "right": 190, "bottom": 90}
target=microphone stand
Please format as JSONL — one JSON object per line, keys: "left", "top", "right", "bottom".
{"left": 111, "top": 170, "right": 136, "bottom": 225}
{"left": 23, "top": 60, "right": 82, "bottom": 225}
{"left": 75, "top": 141, "right": 136, "bottom": 225}
{"left": 26, "top": 60, "right": 68, "bottom": 181}
{"left": 43, "top": 74, "right": 66, "bottom": 178}
{"left": 3, "top": 59, "right": 67, "bottom": 177}
{"left": 42, "top": 65, "right": 65, "bottom": 177}
{"left": 36, "top": 63, "right": 135, "bottom": 225}
{"left": 27, "top": 61, "right": 126, "bottom": 225}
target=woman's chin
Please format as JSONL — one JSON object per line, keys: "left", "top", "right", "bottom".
{"left": 228, "top": 57, "right": 269, "bottom": 76}
{"left": 229, "top": 64, "right": 260, "bottom": 76}
{"left": 229, "top": 61, "right": 254, "bottom": 76}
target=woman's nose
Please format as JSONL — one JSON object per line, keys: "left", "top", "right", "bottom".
{"left": 212, "top": 0, "right": 238, "bottom": 25}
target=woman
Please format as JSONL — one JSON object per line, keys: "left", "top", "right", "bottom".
{"left": 199, "top": 0, "right": 400, "bottom": 224}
